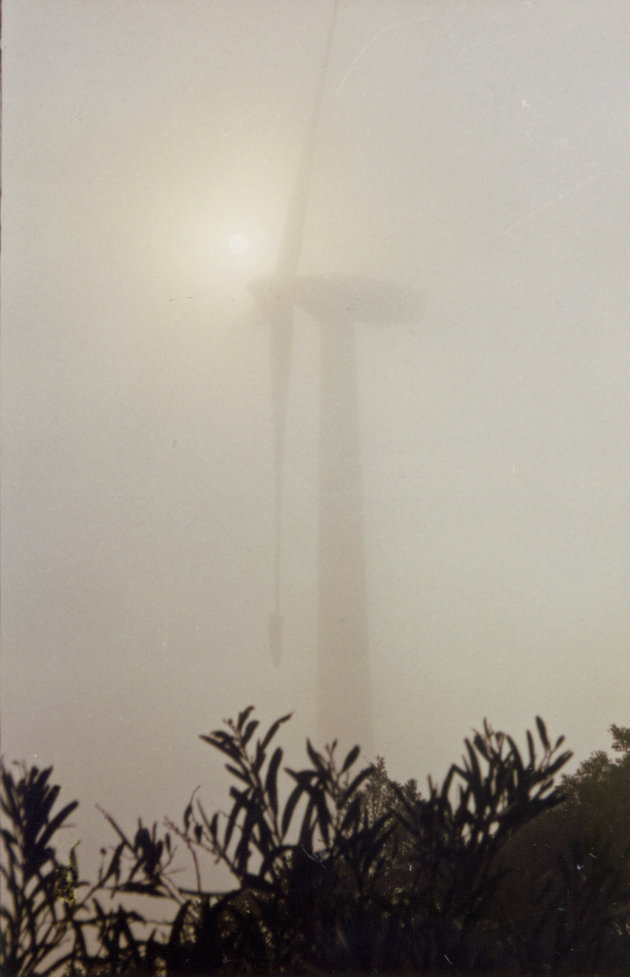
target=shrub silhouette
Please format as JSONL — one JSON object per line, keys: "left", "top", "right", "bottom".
{"left": 0, "top": 762, "right": 80, "bottom": 976}
{"left": 494, "top": 724, "right": 630, "bottom": 973}
{"left": 166, "top": 707, "right": 392, "bottom": 974}
{"left": 162, "top": 709, "right": 573, "bottom": 974}
{"left": 4, "top": 710, "right": 628, "bottom": 975}
{"left": 1, "top": 762, "right": 179, "bottom": 975}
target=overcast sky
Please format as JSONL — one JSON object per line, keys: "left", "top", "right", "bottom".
{"left": 2, "top": 0, "right": 629, "bottom": 880}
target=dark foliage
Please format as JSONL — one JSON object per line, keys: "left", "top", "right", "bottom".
{"left": 494, "top": 723, "right": 630, "bottom": 973}
{"left": 2, "top": 711, "right": 628, "bottom": 975}
{"left": 0, "top": 762, "right": 79, "bottom": 976}
{"left": 1, "top": 762, "right": 179, "bottom": 976}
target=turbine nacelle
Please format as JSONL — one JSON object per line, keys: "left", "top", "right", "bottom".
{"left": 249, "top": 273, "right": 422, "bottom": 325}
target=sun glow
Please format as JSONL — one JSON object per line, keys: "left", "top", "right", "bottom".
{"left": 228, "top": 232, "right": 250, "bottom": 255}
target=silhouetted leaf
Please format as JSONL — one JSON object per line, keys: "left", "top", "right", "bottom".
{"left": 473, "top": 733, "right": 489, "bottom": 761}
{"left": 210, "top": 811, "right": 219, "bottom": 839}
{"left": 306, "top": 739, "right": 326, "bottom": 776}
{"left": 526, "top": 729, "right": 535, "bottom": 768}
{"left": 464, "top": 739, "right": 483, "bottom": 808}
{"left": 341, "top": 744, "right": 360, "bottom": 774}
{"left": 242, "top": 719, "right": 260, "bottom": 747}
{"left": 256, "top": 809, "right": 274, "bottom": 857}
{"left": 310, "top": 787, "right": 331, "bottom": 847}
{"left": 254, "top": 742, "right": 266, "bottom": 773}
{"left": 225, "top": 763, "right": 250, "bottom": 783}
{"left": 224, "top": 788, "right": 247, "bottom": 850}
{"left": 265, "top": 747, "right": 283, "bottom": 817}
{"left": 506, "top": 736, "right": 524, "bottom": 784}
{"left": 38, "top": 800, "right": 79, "bottom": 852}
{"left": 183, "top": 801, "right": 192, "bottom": 832}
{"left": 298, "top": 797, "right": 317, "bottom": 851}
{"left": 235, "top": 801, "right": 258, "bottom": 874}
{"left": 440, "top": 764, "right": 456, "bottom": 804}
{"left": 199, "top": 733, "right": 240, "bottom": 761}
{"left": 546, "top": 751, "right": 574, "bottom": 777}
{"left": 97, "top": 808, "right": 133, "bottom": 850}
{"left": 237, "top": 705, "right": 255, "bottom": 731}
{"left": 281, "top": 782, "right": 304, "bottom": 838}
{"left": 260, "top": 712, "right": 293, "bottom": 751}
{"left": 99, "top": 841, "right": 124, "bottom": 887}
{"left": 536, "top": 716, "right": 550, "bottom": 751}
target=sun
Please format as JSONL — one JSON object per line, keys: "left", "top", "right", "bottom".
{"left": 228, "top": 232, "right": 250, "bottom": 256}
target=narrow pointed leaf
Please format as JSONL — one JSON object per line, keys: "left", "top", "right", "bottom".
{"left": 38, "top": 800, "right": 79, "bottom": 852}
{"left": 242, "top": 719, "right": 260, "bottom": 747}
{"left": 341, "top": 744, "right": 360, "bottom": 774}
{"left": 536, "top": 716, "right": 550, "bottom": 750}
{"left": 281, "top": 783, "right": 304, "bottom": 838}
{"left": 473, "top": 733, "right": 489, "bottom": 761}
{"left": 260, "top": 712, "right": 293, "bottom": 751}
{"left": 306, "top": 739, "right": 326, "bottom": 775}
{"left": 526, "top": 730, "right": 535, "bottom": 768}
{"left": 199, "top": 734, "right": 240, "bottom": 761}
{"left": 225, "top": 763, "right": 250, "bottom": 783}
{"left": 237, "top": 706, "right": 255, "bottom": 731}
{"left": 265, "top": 747, "right": 283, "bottom": 817}
{"left": 183, "top": 802, "right": 192, "bottom": 831}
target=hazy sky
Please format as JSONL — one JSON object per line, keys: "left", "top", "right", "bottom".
{"left": 2, "top": 0, "right": 629, "bottom": 880}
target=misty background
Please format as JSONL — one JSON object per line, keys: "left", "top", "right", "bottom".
{"left": 2, "top": 0, "right": 629, "bottom": 881}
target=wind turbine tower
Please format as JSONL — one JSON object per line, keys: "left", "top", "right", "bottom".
{"left": 250, "top": 1, "right": 420, "bottom": 756}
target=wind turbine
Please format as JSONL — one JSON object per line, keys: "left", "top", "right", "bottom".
{"left": 250, "top": 0, "right": 340, "bottom": 670}
{"left": 250, "top": 2, "right": 421, "bottom": 754}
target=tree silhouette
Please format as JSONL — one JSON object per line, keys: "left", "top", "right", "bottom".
{"left": 0, "top": 762, "right": 80, "bottom": 977}
{"left": 495, "top": 723, "right": 630, "bottom": 972}
{"left": 5, "top": 710, "right": 628, "bottom": 975}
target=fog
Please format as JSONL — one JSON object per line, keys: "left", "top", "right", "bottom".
{"left": 2, "top": 0, "right": 629, "bottom": 881}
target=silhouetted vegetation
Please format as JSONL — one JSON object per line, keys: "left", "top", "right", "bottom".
{"left": 492, "top": 723, "right": 630, "bottom": 974}
{"left": 2, "top": 709, "right": 629, "bottom": 975}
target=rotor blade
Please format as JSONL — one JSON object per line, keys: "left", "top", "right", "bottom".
{"left": 277, "top": 0, "right": 339, "bottom": 278}
{"left": 267, "top": 0, "right": 340, "bottom": 665}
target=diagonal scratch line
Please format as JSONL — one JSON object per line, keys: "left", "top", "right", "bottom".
{"left": 493, "top": 174, "right": 601, "bottom": 238}
{"left": 335, "top": 17, "right": 432, "bottom": 96}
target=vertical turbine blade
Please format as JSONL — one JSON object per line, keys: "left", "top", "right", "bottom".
{"left": 276, "top": 0, "right": 339, "bottom": 279}
{"left": 268, "top": 0, "right": 340, "bottom": 665}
